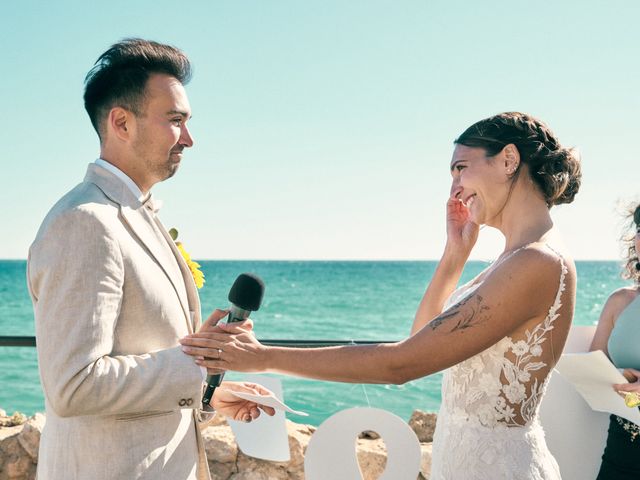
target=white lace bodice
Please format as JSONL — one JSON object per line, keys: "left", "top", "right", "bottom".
{"left": 430, "top": 247, "right": 567, "bottom": 479}
{"left": 441, "top": 253, "right": 567, "bottom": 428}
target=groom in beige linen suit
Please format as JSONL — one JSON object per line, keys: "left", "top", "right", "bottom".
{"left": 27, "top": 39, "right": 274, "bottom": 480}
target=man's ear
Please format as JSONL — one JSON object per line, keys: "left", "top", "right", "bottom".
{"left": 106, "top": 107, "right": 133, "bottom": 142}
{"left": 502, "top": 144, "right": 520, "bottom": 174}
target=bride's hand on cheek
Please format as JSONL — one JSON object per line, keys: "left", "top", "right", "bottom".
{"left": 445, "top": 194, "right": 479, "bottom": 255}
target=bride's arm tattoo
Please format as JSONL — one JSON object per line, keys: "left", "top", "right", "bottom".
{"left": 428, "top": 294, "right": 490, "bottom": 333}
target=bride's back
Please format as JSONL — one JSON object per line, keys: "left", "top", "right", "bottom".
{"left": 442, "top": 242, "right": 576, "bottom": 428}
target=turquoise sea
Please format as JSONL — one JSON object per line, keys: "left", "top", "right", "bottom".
{"left": 0, "top": 260, "right": 628, "bottom": 426}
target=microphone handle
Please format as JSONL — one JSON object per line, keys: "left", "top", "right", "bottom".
{"left": 201, "top": 305, "right": 252, "bottom": 407}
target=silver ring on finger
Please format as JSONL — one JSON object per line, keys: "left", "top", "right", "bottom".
{"left": 216, "top": 348, "right": 223, "bottom": 359}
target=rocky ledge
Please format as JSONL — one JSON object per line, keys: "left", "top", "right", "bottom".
{"left": 0, "top": 408, "right": 435, "bottom": 479}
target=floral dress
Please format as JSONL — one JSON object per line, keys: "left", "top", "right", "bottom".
{"left": 430, "top": 247, "right": 566, "bottom": 479}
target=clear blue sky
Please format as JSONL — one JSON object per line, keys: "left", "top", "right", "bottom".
{"left": 2, "top": 1, "right": 638, "bottom": 260}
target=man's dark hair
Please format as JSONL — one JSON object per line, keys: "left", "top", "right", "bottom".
{"left": 83, "top": 38, "right": 192, "bottom": 139}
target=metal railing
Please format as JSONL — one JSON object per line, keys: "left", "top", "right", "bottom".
{"left": 0, "top": 336, "right": 395, "bottom": 348}
{"left": 0, "top": 336, "right": 36, "bottom": 347}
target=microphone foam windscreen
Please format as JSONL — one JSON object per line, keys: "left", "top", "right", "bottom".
{"left": 228, "top": 273, "right": 265, "bottom": 311}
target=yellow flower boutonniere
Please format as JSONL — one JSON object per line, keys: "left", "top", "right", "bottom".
{"left": 169, "top": 228, "right": 205, "bottom": 289}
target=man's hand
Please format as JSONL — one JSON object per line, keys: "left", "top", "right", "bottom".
{"left": 192, "top": 309, "right": 255, "bottom": 375}
{"left": 211, "top": 381, "right": 276, "bottom": 422}
{"left": 199, "top": 308, "right": 254, "bottom": 334}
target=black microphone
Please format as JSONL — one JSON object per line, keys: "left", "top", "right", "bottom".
{"left": 201, "top": 273, "right": 265, "bottom": 407}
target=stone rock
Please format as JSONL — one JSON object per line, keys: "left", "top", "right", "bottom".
{"left": 285, "top": 420, "right": 314, "bottom": 469}
{"left": 0, "top": 425, "right": 37, "bottom": 480}
{"left": 230, "top": 471, "right": 284, "bottom": 480}
{"left": 202, "top": 424, "right": 238, "bottom": 464}
{"left": 409, "top": 410, "right": 438, "bottom": 443}
{"left": 0, "top": 408, "right": 436, "bottom": 480}
{"left": 356, "top": 437, "right": 387, "bottom": 480}
{"left": 0, "top": 409, "right": 5, "bottom": 418}
{"left": 0, "top": 412, "right": 27, "bottom": 429}
{"left": 286, "top": 470, "right": 305, "bottom": 480}
{"left": 203, "top": 418, "right": 316, "bottom": 479}
{"left": 17, "top": 414, "right": 45, "bottom": 461}
{"left": 235, "top": 453, "right": 290, "bottom": 479}
{"left": 0, "top": 424, "right": 22, "bottom": 443}
{"left": 207, "top": 414, "right": 229, "bottom": 428}
{"left": 208, "top": 460, "right": 237, "bottom": 480}
{"left": 0, "top": 425, "right": 23, "bottom": 463}
{"left": 5, "top": 459, "right": 33, "bottom": 479}
{"left": 5, "top": 455, "right": 34, "bottom": 479}
{"left": 358, "top": 430, "right": 381, "bottom": 439}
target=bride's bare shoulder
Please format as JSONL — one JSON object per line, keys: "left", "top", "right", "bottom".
{"left": 509, "top": 242, "right": 574, "bottom": 279}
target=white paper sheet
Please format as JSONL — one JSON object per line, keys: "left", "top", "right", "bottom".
{"left": 228, "top": 389, "right": 309, "bottom": 416}
{"left": 226, "top": 375, "right": 291, "bottom": 461}
{"left": 555, "top": 350, "right": 640, "bottom": 425}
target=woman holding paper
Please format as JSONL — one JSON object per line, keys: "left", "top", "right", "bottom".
{"left": 590, "top": 202, "right": 640, "bottom": 479}
{"left": 183, "top": 112, "right": 582, "bottom": 479}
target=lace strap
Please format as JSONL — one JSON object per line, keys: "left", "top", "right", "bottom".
{"left": 525, "top": 245, "right": 567, "bottom": 365}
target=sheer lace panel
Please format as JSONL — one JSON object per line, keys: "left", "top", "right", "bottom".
{"left": 440, "top": 249, "right": 568, "bottom": 428}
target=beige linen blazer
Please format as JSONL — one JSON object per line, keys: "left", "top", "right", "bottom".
{"left": 28, "top": 164, "right": 211, "bottom": 480}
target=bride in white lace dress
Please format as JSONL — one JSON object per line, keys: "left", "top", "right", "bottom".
{"left": 414, "top": 112, "right": 581, "bottom": 479}
{"left": 181, "top": 112, "right": 582, "bottom": 479}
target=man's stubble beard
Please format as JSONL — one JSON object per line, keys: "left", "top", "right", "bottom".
{"left": 149, "top": 155, "right": 179, "bottom": 182}
{"left": 133, "top": 142, "right": 179, "bottom": 184}
{"left": 131, "top": 123, "right": 181, "bottom": 183}
{"left": 165, "top": 161, "right": 179, "bottom": 179}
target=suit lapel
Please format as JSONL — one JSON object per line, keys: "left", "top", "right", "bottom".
{"left": 121, "top": 205, "right": 194, "bottom": 331}
{"left": 84, "top": 164, "right": 194, "bottom": 333}
{"left": 153, "top": 215, "right": 202, "bottom": 332}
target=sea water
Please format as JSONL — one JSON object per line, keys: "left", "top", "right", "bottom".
{"left": 0, "top": 260, "right": 627, "bottom": 425}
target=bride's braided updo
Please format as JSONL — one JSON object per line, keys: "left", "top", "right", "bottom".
{"left": 454, "top": 112, "right": 582, "bottom": 208}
